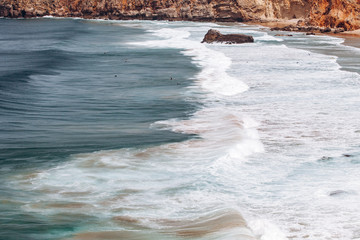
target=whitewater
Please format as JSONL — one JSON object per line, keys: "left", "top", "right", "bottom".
{"left": 0, "top": 18, "right": 359, "bottom": 240}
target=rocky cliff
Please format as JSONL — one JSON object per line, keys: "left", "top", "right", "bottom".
{"left": 310, "top": 0, "right": 360, "bottom": 30}
{"left": 0, "top": 0, "right": 359, "bottom": 30}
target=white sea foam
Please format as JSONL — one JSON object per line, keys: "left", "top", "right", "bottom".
{"left": 8, "top": 21, "right": 360, "bottom": 240}
{"left": 248, "top": 219, "right": 287, "bottom": 240}
{"left": 130, "top": 27, "right": 249, "bottom": 96}
{"left": 9, "top": 22, "right": 263, "bottom": 239}
{"left": 216, "top": 25, "right": 360, "bottom": 240}
{"left": 312, "top": 35, "right": 345, "bottom": 45}
{"left": 140, "top": 26, "right": 262, "bottom": 171}
{"left": 255, "top": 34, "right": 284, "bottom": 42}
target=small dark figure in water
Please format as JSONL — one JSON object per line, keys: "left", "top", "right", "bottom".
{"left": 329, "top": 190, "right": 348, "bottom": 196}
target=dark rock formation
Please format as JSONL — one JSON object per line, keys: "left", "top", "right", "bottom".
{"left": 201, "top": 29, "right": 254, "bottom": 44}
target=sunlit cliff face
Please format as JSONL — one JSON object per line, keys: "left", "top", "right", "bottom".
{"left": 0, "top": 0, "right": 359, "bottom": 30}
{"left": 310, "top": 0, "right": 360, "bottom": 30}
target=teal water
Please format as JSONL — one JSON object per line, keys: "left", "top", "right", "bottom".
{"left": 0, "top": 18, "right": 198, "bottom": 168}
{"left": 0, "top": 18, "right": 198, "bottom": 239}
{"left": 1, "top": 18, "right": 360, "bottom": 240}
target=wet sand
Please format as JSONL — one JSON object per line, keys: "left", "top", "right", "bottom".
{"left": 336, "top": 30, "right": 360, "bottom": 49}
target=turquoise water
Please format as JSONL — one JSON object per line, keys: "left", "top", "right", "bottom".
{"left": 1, "top": 18, "right": 360, "bottom": 240}
{"left": 0, "top": 18, "right": 198, "bottom": 239}
{"left": 0, "top": 18, "right": 197, "bottom": 167}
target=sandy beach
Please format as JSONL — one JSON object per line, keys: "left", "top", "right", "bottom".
{"left": 334, "top": 29, "right": 360, "bottom": 48}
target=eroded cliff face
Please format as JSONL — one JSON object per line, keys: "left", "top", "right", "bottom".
{"left": 310, "top": 0, "right": 360, "bottom": 30}
{"left": 0, "top": 0, "right": 310, "bottom": 21}
{"left": 0, "top": 0, "right": 359, "bottom": 30}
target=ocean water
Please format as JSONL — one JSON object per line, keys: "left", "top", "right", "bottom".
{"left": 0, "top": 18, "right": 359, "bottom": 240}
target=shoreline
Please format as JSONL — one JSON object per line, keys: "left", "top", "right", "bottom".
{"left": 249, "top": 19, "right": 360, "bottom": 49}
{"left": 2, "top": 15, "right": 359, "bottom": 49}
{"left": 330, "top": 30, "right": 360, "bottom": 49}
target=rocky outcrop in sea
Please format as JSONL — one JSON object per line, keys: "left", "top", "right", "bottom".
{"left": 202, "top": 29, "right": 254, "bottom": 44}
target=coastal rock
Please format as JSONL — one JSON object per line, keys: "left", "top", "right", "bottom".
{"left": 310, "top": 0, "right": 360, "bottom": 30}
{"left": 0, "top": 0, "right": 309, "bottom": 22}
{"left": 0, "top": 0, "right": 359, "bottom": 31}
{"left": 201, "top": 29, "right": 254, "bottom": 44}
